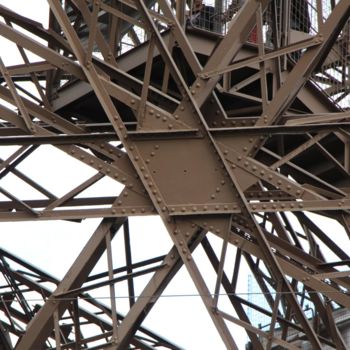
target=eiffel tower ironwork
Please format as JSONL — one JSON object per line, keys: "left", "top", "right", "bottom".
{"left": 1, "top": 0, "right": 350, "bottom": 348}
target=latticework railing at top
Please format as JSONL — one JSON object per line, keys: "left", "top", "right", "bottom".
{"left": 188, "top": 0, "right": 350, "bottom": 109}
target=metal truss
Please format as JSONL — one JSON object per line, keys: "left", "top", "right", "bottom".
{"left": 0, "top": 0, "right": 350, "bottom": 348}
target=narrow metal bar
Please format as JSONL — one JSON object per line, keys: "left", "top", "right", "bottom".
{"left": 137, "top": 35, "right": 155, "bottom": 124}
{"left": 123, "top": 220, "right": 136, "bottom": 308}
{"left": 213, "top": 226, "right": 230, "bottom": 308}
{"left": 266, "top": 280, "right": 283, "bottom": 350}
{"left": 0, "top": 57, "right": 35, "bottom": 133}
{"left": 0, "top": 187, "right": 38, "bottom": 216}
{"left": 85, "top": 0, "right": 100, "bottom": 64}
{"left": 231, "top": 248, "right": 241, "bottom": 292}
{"left": 45, "top": 173, "right": 104, "bottom": 210}
{"left": 72, "top": 300, "right": 82, "bottom": 350}
{"left": 53, "top": 309, "right": 62, "bottom": 350}
{"left": 106, "top": 228, "right": 119, "bottom": 342}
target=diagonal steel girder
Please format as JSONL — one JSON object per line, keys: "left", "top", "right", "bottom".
{"left": 15, "top": 218, "right": 126, "bottom": 350}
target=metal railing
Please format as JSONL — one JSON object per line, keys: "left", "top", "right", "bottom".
{"left": 188, "top": 0, "right": 350, "bottom": 109}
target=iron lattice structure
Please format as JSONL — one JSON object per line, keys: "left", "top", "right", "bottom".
{"left": 1, "top": 0, "right": 350, "bottom": 349}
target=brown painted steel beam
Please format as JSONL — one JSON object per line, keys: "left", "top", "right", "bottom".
{"left": 15, "top": 218, "right": 125, "bottom": 350}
